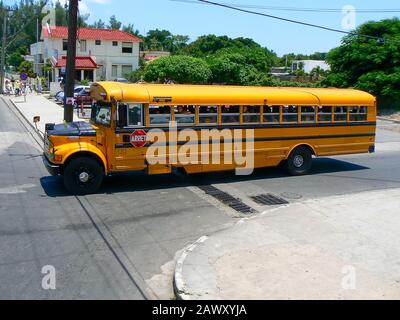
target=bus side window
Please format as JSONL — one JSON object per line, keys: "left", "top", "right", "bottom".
{"left": 318, "top": 106, "right": 332, "bottom": 122}
{"left": 149, "top": 105, "right": 171, "bottom": 126}
{"left": 350, "top": 106, "right": 368, "bottom": 122}
{"left": 301, "top": 106, "right": 316, "bottom": 123}
{"left": 334, "top": 106, "right": 348, "bottom": 122}
{"left": 117, "top": 103, "right": 128, "bottom": 127}
{"left": 199, "top": 106, "right": 218, "bottom": 125}
{"left": 221, "top": 105, "right": 240, "bottom": 124}
{"left": 282, "top": 106, "right": 298, "bottom": 123}
{"left": 174, "top": 105, "right": 195, "bottom": 125}
{"left": 243, "top": 106, "right": 261, "bottom": 123}
{"left": 263, "top": 106, "right": 280, "bottom": 123}
{"left": 127, "top": 104, "right": 143, "bottom": 127}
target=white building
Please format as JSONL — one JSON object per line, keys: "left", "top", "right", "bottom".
{"left": 30, "top": 26, "right": 142, "bottom": 82}
{"left": 291, "top": 60, "right": 330, "bottom": 74}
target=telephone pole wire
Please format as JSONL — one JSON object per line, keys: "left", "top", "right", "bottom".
{"left": 64, "top": 0, "right": 79, "bottom": 122}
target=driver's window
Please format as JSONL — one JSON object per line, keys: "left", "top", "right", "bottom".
{"left": 117, "top": 103, "right": 143, "bottom": 127}
{"left": 128, "top": 104, "right": 143, "bottom": 127}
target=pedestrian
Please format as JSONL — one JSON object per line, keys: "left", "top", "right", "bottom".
{"left": 37, "top": 78, "right": 42, "bottom": 95}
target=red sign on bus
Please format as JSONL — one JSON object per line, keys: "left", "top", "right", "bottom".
{"left": 130, "top": 129, "right": 148, "bottom": 148}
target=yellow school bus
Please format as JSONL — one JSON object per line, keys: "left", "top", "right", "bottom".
{"left": 42, "top": 82, "right": 376, "bottom": 195}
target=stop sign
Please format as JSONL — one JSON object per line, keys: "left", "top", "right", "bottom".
{"left": 130, "top": 129, "right": 148, "bottom": 148}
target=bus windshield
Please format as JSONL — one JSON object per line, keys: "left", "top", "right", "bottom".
{"left": 91, "top": 102, "right": 112, "bottom": 127}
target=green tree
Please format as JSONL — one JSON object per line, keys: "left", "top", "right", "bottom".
{"left": 108, "top": 15, "right": 122, "bottom": 30}
{"left": 90, "top": 19, "right": 106, "bottom": 29}
{"left": 122, "top": 24, "right": 141, "bottom": 37}
{"left": 324, "top": 18, "right": 400, "bottom": 108}
{"left": 142, "top": 55, "right": 212, "bottom": 84}
{"left": 18, "top": 60, "right": 35, "bottom": 78}
{"left": 182, "top": 34, "right": 261, "bottom": 57}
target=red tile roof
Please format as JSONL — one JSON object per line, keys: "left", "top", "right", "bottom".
{"left": 53, "top": 56, "right": 98, "bottom": 69}
{"left": 43, "top": 26, "right": 142, "bottom": 42}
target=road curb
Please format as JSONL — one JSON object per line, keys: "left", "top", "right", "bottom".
{"left": 4, "top": 97, "right": 44, "bottom": 141}
{"left": 377, "top": 116, "right": 400, "bottom": 124}
{"left": 173, "top": 236, "right": 209, "bottom": 300}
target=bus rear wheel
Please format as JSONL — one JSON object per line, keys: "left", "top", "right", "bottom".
{"left": 286, "top": 146, "right": 313, "bottom": 176}
{"left": 63, "top": 157, "right": 104, "bottom": 195}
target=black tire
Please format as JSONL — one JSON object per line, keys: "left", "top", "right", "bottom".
{"left": 286, "top": 146, "right": 313, "bottom": 176}
{"left": 63, "top": 157, "right": 104, "bottom": 195}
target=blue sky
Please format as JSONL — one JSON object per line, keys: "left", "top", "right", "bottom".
{"left": 8, "top": 0, "right": 400, "bottom": 56}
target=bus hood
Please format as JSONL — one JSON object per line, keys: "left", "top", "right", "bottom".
{"left": 46, "top": 121, "right": 96, "bottom": 137}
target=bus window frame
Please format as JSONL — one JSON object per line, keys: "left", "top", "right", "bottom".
{"left": 262, "top": 105, "right": 281, "bottom": 124}
{"left": 174, "top": 105, "right": 196, "bottom": 126}
{"left": 242, "top": 105, "right": 262, "bottom": 124}
{"left": 120, "top": 103, "right": 145, "bottom": 128}
{"left": 198, "top": 105, "right": 218, "bottom": 126}
{"left": 148, "top": 105, "right": 173, "bottom": 127}
{"left": 300, "top": 106, "right": 317, "bottom": 124}
{"left": 220, "top": 105, "right": 241, "bottom": 125}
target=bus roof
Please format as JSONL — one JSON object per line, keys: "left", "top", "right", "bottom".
{"left": 91, "top": 82, "right": 376, "bottom": 106}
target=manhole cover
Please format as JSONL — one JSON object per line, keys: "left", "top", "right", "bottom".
{"left": 198, "top": 185, "right": 256, "bottom": 214}
{"left": 251, "top": 194, "right": 289, "bottom": 206}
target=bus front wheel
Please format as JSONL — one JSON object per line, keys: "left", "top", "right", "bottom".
{"left": 286, "top": 146, "right": 313, "bottom": 176}
{"left": 63, "top": 157, "right": 104, "bottom": 195}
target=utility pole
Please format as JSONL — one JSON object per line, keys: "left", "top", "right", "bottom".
{"left": 64, "top": 0, "right": 79, "bottom": 123}
{"left": 0, "top": 11, "right": 8, "bottom": 94}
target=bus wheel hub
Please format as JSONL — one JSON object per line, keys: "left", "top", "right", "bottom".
{"left": 293, "top": 155, "right": 304, "bottom": 168}
{"left": 79, "top": 172, "right": 90, "bottom": 183}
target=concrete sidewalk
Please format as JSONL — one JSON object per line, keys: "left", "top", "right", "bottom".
{"left": 5, "top": 93, "right": 88, "bottom": 136}
{"left": 7, "top": 93, "right": 64, "bottom": 135}
{"left": 175, "top": 188, "right": 400, "bottom": 300}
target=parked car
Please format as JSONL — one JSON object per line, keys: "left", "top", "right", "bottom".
{"left": 114, "top": 78, "right": 129, "bottom": 83}
{"left": 73, "top": 87, "right": 93, "bottom": 107}
{"left": 55, "top": 86, "right": 90, "bottom": 103}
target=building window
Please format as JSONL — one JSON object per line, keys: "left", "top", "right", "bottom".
{"left": 111, "top": 65, "right": 118, "bottom": 78}
{"left": 112, "top": 41, "right": 118, "bottom": 46}
{"left": 95, "top": 40, "right": 101, "bottom": 46}
{"left": 112, "top": 65, "right": 118, "bottom": 78}
{"left": 62, "top": 39, "right": 68, "bottom": 51}
{"left": 80, "top": 40, "right": 86, "bottom": 52}
{"left": 122, "top": 42, "right": 133, "bottom": 53}
{"left": 121, "top": 65, "right": 132, "bottom": 77}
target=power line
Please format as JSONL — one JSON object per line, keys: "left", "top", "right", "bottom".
{"left": 172, "top": 0, "right": 400, "bottom": 13}
{"left": 187, "top": 0, "right": 400, "bottom": 44}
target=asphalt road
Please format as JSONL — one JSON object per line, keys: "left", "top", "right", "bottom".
{"left": 1, "top": 97, "right": 399, "bottom": 299}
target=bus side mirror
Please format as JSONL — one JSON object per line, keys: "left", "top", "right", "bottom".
{"left": 33, "top": 116, "right": 41, "bottom": 124}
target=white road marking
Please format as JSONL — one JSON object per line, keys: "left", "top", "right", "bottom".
{"left": 0, "top": 183, "right": 36, "bottom": 194}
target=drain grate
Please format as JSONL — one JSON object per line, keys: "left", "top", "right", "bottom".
{"left": 198, "top": 185, "right": 256, "bottom": 214}
{"left": 251, "top": 194, "right": 289, "bottom": 206}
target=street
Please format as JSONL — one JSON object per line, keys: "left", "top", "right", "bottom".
{"left": 1, "top": 97, "right": 400, "bottom": 299}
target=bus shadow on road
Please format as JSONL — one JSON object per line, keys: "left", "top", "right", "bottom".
{"left": 40, "top": 157, "right": 369, "bottom": 197}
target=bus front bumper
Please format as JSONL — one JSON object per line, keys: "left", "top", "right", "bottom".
{"left": 42, "top": 154, "right": 61, "bottom": 176}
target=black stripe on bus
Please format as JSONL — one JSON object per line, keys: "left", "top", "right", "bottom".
{"left": 115, "top": 133, "right": 376, "bottom": 149}
{"left": 115, "top": 121, "right": 376, "bottom": 134}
